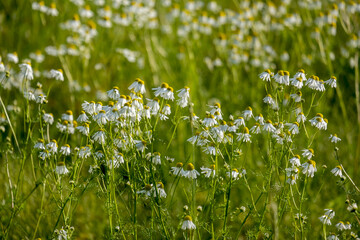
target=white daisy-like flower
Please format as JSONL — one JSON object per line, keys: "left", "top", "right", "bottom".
{"left": 236, "top": 127, "right": 251, "bottom": 143}
{"left": 297, "top": 112, "right": 306, "bottom": 123}
{"left": 134, "top": 140, "right": 147, "bottom": 152}
{"left": 254, "top": 114, "right": 264, "bottom": 125}
{"left": 34, "top": 139, "right": 46, "bottom": 150}
{"left": 263, "top": 120, "right": 276, "bottom": 133}
{"left": 107, "top": 86, "right": 121, "bottom": 100}
{"left": 200, "top": 165, "right": 216, "bottom": 178}
{"left": 7, "top": 52, "right": 18, "bottom": 63}
{"left": 327, "top": 234, "right": 339, "bottom": 240}
{"left": 302, "top": 148, "right": 314, "bottom": 159}
{"left": 147, "top": 98, "right": 160, "bottom": 115}
{"left": 234, "top": 117, "right": 245, "bottom": 127}
{"left": 55, "top": 162, "right": 70, "bottom": 175}
{"left": 78, "top": 146, "right": 92, "bottom": 159}
{"left": 93, "top": 110, "right": 108, "bottom": 125}
{"left": 263, "top": 94, "right": 275, "bottom": 105}
{"left": 181, "top": 215, "right": 196, "bottom": 230}
{"left": 177, "top": 86, "right": 190, "bottom": 105}
{"left": 319, "top": 214, "right": 332, "bottom": 225}
{"left": 331, "top": 165, "right": 344, "bottom": 178}
{"left": 92, "top": 129, "right": 106, "bottom": 144}
{"left": 36, "top": 94, "right": 47, "bottom": 104}
{"left": 325, "top": 76, "right": 337, "bottom": 88}
{"left": 62, "top": 110, "right": 74, "bottom": 122}
{"left": 291, "top": 77, "right": 304, "bottom": 89}
{"left": 82, "top": 101, "right": 97, "bottom": 115}
{"left": 43, "top": 112, "right": 54, "bottom": 125}
{"left": 309, "top": 113, "right": 328, "bottom": 130}
{"left": 301, "top": 160, "right": 317, "bottom": 177}
{"left": 203, "top": 114, "right": 217, "bottom": 127}
{"left": 293, "top": 69, "right": 306, "bottom": 82}
{"left": 335, "top": 221, "right": 346, "bottom": 231}
{"left": 289, "top": 155, "right": 301, "bottom": 167}
{"left": 250, "top": 123, "right": 261, "bottom": 134}
{"left": 152, "top": 182, "right": 167, "bottom": 198}
{"left": 242, "top": 107, "right": 253, "bottom": 120}
{"left": 128, "top": 78, "right": 146, "bottom": 94}
{"left": 76, "top": 123, "right": 90, "bottom": 136}
{"left": 39, "top": 150, "right": 51, "bottom": 160}
{"left": 227, "top": 168, "right": 240, "bottom": 180}
{"left": 50, "top": 69, "right": 64, "bottom": 81}
{"left": 19, "top": 62, "right": 34, "bottom": 80}
{"left": 290, "top": 91, "right": 302, "bottom": 102}
{"left": 329, "top": 134, "right": 341, "bottom": 143}
{"left": 286, "top": 122, "right": 299, "bottom": 134}
{"left": 46, "top": 139, "right": 58, "bottom": 153}
{"left": 259, "top": 69, "right": 273, "bottom": 82}
{"left": 183, "top": 163, "right": 200, "bottom": 179}
{"left": 171, "top": 162, "right": 185, "bottom": 176}
{"left": 150, "top": 152, "right": 161, "bottom": 165}
{"left": 60, "top": 144, "right": 71, "bottom": 156}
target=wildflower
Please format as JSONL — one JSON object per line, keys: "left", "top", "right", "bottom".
{"left": 263, "top": 120, "right": 276, "bottom": 133}
{"left": 107, "top": 86, "right": 121, "bottom": 100}
{"left": 291, "top": 77, "right": 303, "bottom": 89}
{"left": 47, "top": 3, "right": 58, "bottom": 16}
{"left": 294, "top": 69, "right": 306, "bottom": 82}
{"left": 345, "top": 221, "right": 351, "bottom": 230}
{"left": 152, "top": 182, "right": 167, "bottom": 198}
{"left": 234, "top": 116, "right": 245, "bottom": 127}
{"left": 227, "top": 168, "right": 240, "bottom": 180}
{"left": 82, "top": 101, "right": 97, "bottom": 115}
{"left": 274, "top": 70, "right": 290, "bottom": 85}
{"left": 46, "top": 139, "right": 58, "bottom": 153}
{"left": 151, "top": 152, "right": 161, "bottom": 165}
{"left": 60, "top": 144, "right": 71, "bottom": 156}
{"left": 19, "top": 62, "right": 34, "bottom": 80}
{"left": 76, "top": 122, "right": 90, "bottom": 136}
{"left": 171, "top": 162, "right": 185, "bottom": 176}
{"left": 309, "top": 113, "right": 327, "bottom": 130}
{"left": 347, "top": 202, "right": 358, "bottom": 212}
{"left": 286, "top": 122, "right": 299, "bottom": 134}
{"left": 335, "top": 221, "right": 346, "bottom": 231}
{"left": 134, "top": 140, "right": 147, "bottom": 152}
{"left": 331, "top": 165, "right": 344, "bottom": 178}
{"left": 147, "top": 98, "right": 160, "bottom": 115}
{"left": 259, "top": 69, "right": 273, "bottom": 81}
{"left": 50, "top": 69, "right": 64, "bottom": 81}
{"left": 301, "top": 160, "right": 317, "bottom": 177}
{"left": 39, "top": 150, "right": 51, "bottom": 160}
{"left": 36, "top": 94, "right": 47, "bottom": 104}
{"left": 137, "top": 184, "right": 153, "bottom": 197}
{"left": 181, "top": 215, "right": 196, "bottom": 230}
{"left": 78, "top": 146, "right": 91, "bottom": 159}
{"left": 128, "top": 78, "right": 146, "bottom": 94}
{"left": 302, "top": 149, "right": 314, "bottom": 159}
{"left": 162, "top": 104, "right": 171, "bottom": 115}
{"left": 290, "top": 91, "right": 302, "bottom": 102}
{"left": 77, "top": 111, "right": 88, "bottom": 123}
{"left": 183, "top": 163, "right": 200, "bottom": 179}
{"left": 92, "top": 129, "right": 106, "bottom": 144}
{"left": 200, "top": 165, "right": 216, "bottom": 178}
{"left": 93, "top": 110, "right": 108, "bottom": 125}
{"left": 329, "top": 134, "right": 341, "bottom": 143}
{"left": 263, "top": 94, "right": 275, "bottom": 106}
{"left": 327, "top": 234, "right": 339, "bottom": 240}
{"left": 242, "top": 107, "right": 253, "bottom": 120}
{"left": 203, "top": 113, "right": 217, "bottom": 127}
{"left": 297, "top": 112, "right": 306, "bottom": 123}
{"left": 250, "top": 123, "right": 261, "bottom": 134}
{"left": 43, "top": 113, "right": 54, "bottom": 125}
{"left": 236, "top": 127, "right": 251, "bottom": 143}
{"left": 7, "top": 52, "right": 18, "bottom": 63}
{"left": 177, "top": 86, "right": 190, "bottom": 108}
{"left": 62, "top": 110, "right": 74, "bottom": 122}
{"left": 325, "top": 76, "right": 337, "bottom": 88}
{"left": 55, "top": 162, "right": 70, "bottom": 175}
{"left": 289, "top": 155, "right": 301, "bottom": 167}
{"left": 34, "top": 139, "right": 46, "bottom": 150}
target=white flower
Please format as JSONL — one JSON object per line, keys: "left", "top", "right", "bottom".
{"left": 36, "top": 94, "right": 47, "bottom": 104}
{"left": 34, "top": 139, "right": 45, "bottom": 150}
{"left": 107, "top": 86, "right": 121, "bottom": 100}
{"left": 78, "top": 146, "right": 91, "bottom": 159}
{"left": 77, "top": 111, "right": 88, "bottom": 122}
{"left": 19, "top": 62, "right": 34, "bottom": 80}
{"left": 309, "top": 113, "right": 327, "bottom": 130}
{"left": 335, "top": 221, "right": 346, "bottom": 231}
{"left": 331, "top": 165, "right": 344, "bottom": 178}
{"left": 76, "top": 123, "right": 90, "bottom": 136}
{"left": 200, "top": 165, "right": 216, "bottom": 178}
{"left": 236, "top": 127, "right": 251, "bottom": 143}
{"left": 290, "top": 91, "right": 302, "bottom": 102}
{"left": 93, "top": 110, "right": 108, "bottom": 125}
{"left": 43, "top": 113, "right": 54, "bottom": 125}
{"left": 92, "top": 129, "right": 106, "bottom": 144}
{"left": 259, "top": 69, "right": 273, "bottom": 81}
{"left": 162, "top": 104, "right": 171, "bottom": 115}
{"left": 291, "top": 77, "right": 303, "bottom": 89}
{"left": 301, "top": 160, "right": 317, "bottom": 177}
{"left": 242, "top": 107, "right": 253, "bottom": 120}
{"left": 329, "top": 134, "right": 341, "bottom": 143}
{"left": 325, "top": 76, "right": 337, "bottom": 88}
{"left": 60, "top": 144, "right": 71, "bottom": 156}
{"left": 150, "top": 152, "right": 161, "bottom": 165}
{"left": 234, "top": 117, "right": 245, "bottom": 127}
{"left": 297, "top": 112, "right": 306, "bottom": 123}
{"left": 289, "top": 155, "right": 301, "bottom": 167}
{"left": 134, "top": 140, "right": 147, "bottom": 152}
{"left": 39, "top": 150, "right": 51, "bottom": 160}
{"left": 171, "top": 162, "right": 185, "bottom": 176}
{"left": 50, "top": 69, "right": 64, "bottom": 81}
{"left": 250, "top": 123, "right": 261, "bottom": 134}
{"left": 46, "top": 140, "right": 58, "bottom": 153}
{"left": 177, "top": 86, "right": 190, "bottom": 107}
{"left": 203, "top": 114, "right": 217, "bottom": 127}
{"left": 181, "top": 216, "right": 196, "bottom": 230}
{"left": 147, "top": 98, "right": 160, "bottom": 115}
{"left": 55, "top": 162, "right": 70, "bottom": 175}
{"left": 263, "top": 94, "right": 275, "bottom": 105}
{"left": 319, "top": 214, "right": 332, "bottom": 225}
{"left": 7, "top": 52, "right": 18, "bottom": 63}
{"left": 128, "top": 78, "right": 146, "bottom": 94}
{"left": 183, "top": 163, "right": 200, "bottom": 179}
{"left": 327, "top": 234, "right": 339, "bottom": 240}
{"left": 302, "top": 149, "right": 314, "bottom": 159}
{"left": 227, "top": 168, "right": 240, "bottom": 180}
{"left": 286, "top": 122, "right": 299, "bottom": 134}
{"left": 293, "top": 69, "right": 306, "bottom": 82}
{"left": 263, "top": 120, "right": 276, "bottom": 133}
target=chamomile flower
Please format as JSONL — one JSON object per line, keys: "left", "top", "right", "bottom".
{"left": 177, "top": 86, "right": 190, "bottom": 108}
{"left": 92, "top": 129, "right": 106, "bottom": 144}
{"left": 94, "top": 110, "right": 108, "bottom": 125}
{"left": 242, "top": 107, "right": 253, "bottom": 120}
{"left": 76, "top": 122, "right": 90, "bottom": 136}
{"left": 259, "top": 69, "right": 273, "bottom": 81}
{"left": 147, "top": 98, "right": 160, "bottom": 115}
{"left": 289, "top": 155, "right": 301, "bottom": 167}
{"left": 301, "top": 160, "right": 317, "bottom": 177}
{"left": 309, "top": 113, "right": 328, "bottom": 130}
{"left": 329, "top": 134, "right": 341, "bottom": 143}
{"left": 62, "top": 110, "right": 74, "bottom": 122}
{"left": 77, "top": 111, "right": 88, "bottom": 122}
{"left": 297, "top": 112, "right": 306, "bottom": 123}
{"left": 152, "top": 182, "right": 167, "bottom": 198}
{"left": 7, "top": 52, "right": 18, "bottom": 63}
{"left": 331, "top": 165, "right": 344, "bottom": 178}
{"left": 263, "top": 120, "right": 276, "bottom": 133}
{"left": 134, "top": 140, "right": 147, "bottom": 152}
{"left": 203, "top": 113, "right": 217, "bottom": 127}
{"left": 263, "top": 94, "right": 275, "bottom": 105}
{"left": 227, "top": 168, "right": 240, "bottom": 180}
{"left": 34, "top": 139, "right": 46, "bottom": 150}
{"left": 150, "top": 152, "right": 161, "bottom": 165}
{"left": 183, "top": 163, "right": 200, "bottom": 179}
{"left": 55, "top": 162, "right": 69, "bottom": 175}
{"left": 250, "top": 123, "right": 261, "bottom": 134}
{"left": 286, "top": 122, "right": 299, "bottom": 134}
{"left": 234, "top": 116, "right": 245, "bottom": 127}
{"left": 128, "top": 78, "right": 146, "bottom": 94}
{"left": 254, "top": 114, "right": 264, "bottom": 125}
{"left": 171, "top": 162, "right": 185, "bottom": 176}
{"left": 290, "top": 91, "right": 302, "bottom": 102}
{"left": 43, "top": 112, "right": 54, "bottom": 125}
{"left": 46, "top": 139, "right": 58, "bottom": 153}
{"left": 78, "top": 146, "right": 92, "bottom": 159}
{"left": 107, "top": 86, "right": 121, "bottom": 100}
{"left": 335, "top": 221, "right": 346, "bottom": 231}
{"left": 39, "top": 150, "right": 51, "bottom": 160}
{"left": 291, "top": 77, "right": 303, "bottom": 89}
{"left": 236, "top": 127, "right": 251, "bottom": 143}
{"left": 60, "top": 144, "right": 71, "bottom": 156}
{"left": 325, "top": 76, "right": 337, "bottom": 88}
{"left": 50, "top": 69, "right": 64, "bottom": 81}
{"left": 302, "top": 148, "right": 314, "bottom": 159}
{"left": 36, "top": 94, "right": 47, "bottom": 104}
{"left": 19, "top": 62, "right": 34, "bottom": 80}
{"left": 181, "top": 215, "right": 196, "bottom": 230}
{"left": 200, "top": 165, "right": 216, "bottom": 178}
{"left": 327, "top": 234, "right": 339, "bottom": 240}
